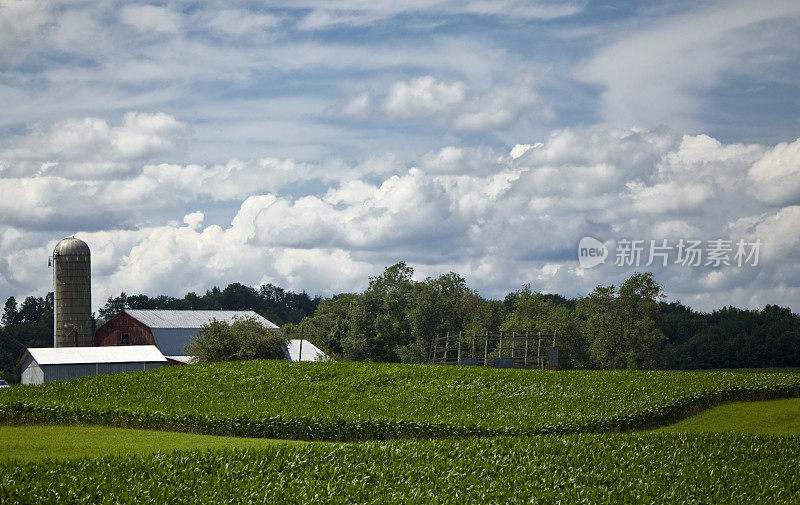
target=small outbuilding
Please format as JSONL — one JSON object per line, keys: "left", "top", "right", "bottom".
{"left": 286, "top": 339, "right": 326, "bottom": 362}
{"left": 19, "top": 345, "right": 167, "bottom": 385}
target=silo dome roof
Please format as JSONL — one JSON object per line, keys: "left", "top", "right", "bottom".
{"left": 53, "top": 237, "right": 90, "bottom": 256}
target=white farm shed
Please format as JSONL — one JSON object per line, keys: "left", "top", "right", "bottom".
{"left": 286, "top": 339, "right": 326, "bottom": 362}
{"left": 20, "top": 345, "right": 167, "bottom": 385}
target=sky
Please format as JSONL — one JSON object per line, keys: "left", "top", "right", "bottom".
{"left": 1, "top": 0, "right": 799, "bottom": 313}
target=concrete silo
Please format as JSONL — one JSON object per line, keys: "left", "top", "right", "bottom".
{"left": 51, "top": 237, "right": 92, "bottom": 347}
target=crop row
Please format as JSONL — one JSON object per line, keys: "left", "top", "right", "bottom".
{"left": 2, "top": 433, "right": 800, "bottom": 504}
{"left": 2, "top": 381, "right": 800, "bottom": 440}
{"left": 2, "top": 361, "right": 800, "bottom": 439}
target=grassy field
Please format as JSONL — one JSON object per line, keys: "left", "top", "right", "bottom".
{"left": 0, "top": 425, "right": 303, "bottom": 462}
{"left": 2, "top": 433, "right": 800, "bottom": 504}
{"left": 656, "top": 397, "right": 800, "bottom": 435}
{"left": 2, "top": 361, "right": 799, "bottom": 439}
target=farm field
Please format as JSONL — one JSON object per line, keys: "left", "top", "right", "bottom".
{"left": 0, "top": 425, "right": 303, "bottom": 462}
{"left": 2, "top": 433, "right": 800, "bottom": 504}
{"left": 2, "top": 361, "right": 800, "bottom": 439}
{"left": 3, "top": 363, "right": 800, "bottom": 503}
{"left": 655, "top": 397, "right": 800, "bottom": 435}
{"left": 2, "top": 396, "right": 798, "bottom": 463}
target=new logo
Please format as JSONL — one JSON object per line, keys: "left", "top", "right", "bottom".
{"left": 578, "top": 237, "right": 608, "bottom": 269}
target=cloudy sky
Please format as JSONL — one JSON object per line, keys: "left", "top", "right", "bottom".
{"left": 1, "top": 0, "right": 799, "bottom": 313}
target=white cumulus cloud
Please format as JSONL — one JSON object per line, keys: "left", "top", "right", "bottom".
{"left": 383, "top": 76, "right": 467, "bottom": 118}
{"left": 2, "top": 125, "right": 800, "bottom": 313}
{"left": 748, "top": 138, "right": 800, "bottom": 206}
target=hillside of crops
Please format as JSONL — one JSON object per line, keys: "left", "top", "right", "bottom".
{"left": 2, "top": 362, "right": 800, "bottom": 439}
{"left": 2, "top": 433, "right": 800, "bottom": 504}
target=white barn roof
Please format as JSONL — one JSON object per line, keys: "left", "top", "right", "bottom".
{"left": 164, "top": 355, "right": 195, "bottom": 364}
{"left": 124, "top": 310, "right": 278, "bottom": 329}
{"left": 286, "top": 339, "right": 326, "bottom": 362}
{"left": 24, "top": 345, "right": 166, "bottom": 365}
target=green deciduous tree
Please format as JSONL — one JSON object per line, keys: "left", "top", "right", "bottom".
{"left": 343, "top": 262, "right": 415, "bottom": 362}
{"left": 185, "top": 317, "right": 288, "bottom": 363}
{"left": 337, "top": 263, "right": 503, "bottom": 363}
{"left": 0, "top": 293, "right": 53, "bottom": 383}
{"left": 18, "top": 296, "right": 47, "bottom": 325}
{"left": 577, "top": 272, "right": 666, "bottom": 369}
{"left": 399, "top": 272, "right": 475, "bottom": 363}
{"left": 2, "top": 297, "right": 20, "bottom": 327}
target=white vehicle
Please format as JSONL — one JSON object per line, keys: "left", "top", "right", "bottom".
{"left": 0, "top": 380, "right": 9, "bottom": 388}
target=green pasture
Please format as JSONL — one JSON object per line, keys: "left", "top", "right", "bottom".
{"left": 655, "top": 396, "right": 800, "bottom": 435}
{"left": 0, "top": 425, "right": 303, "bottom": 462}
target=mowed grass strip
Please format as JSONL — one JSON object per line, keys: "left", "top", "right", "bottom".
{"left": 2, "top": 361, "right": 800, "bottom": 439}
{"left": 655, "top": 397, "right": 800, "bottom": 435}
{"left": 2, "top": 433, "right": 800, "bottom": 504}
{"left": 0, "top": 425, "right": 304, "bottom": 462}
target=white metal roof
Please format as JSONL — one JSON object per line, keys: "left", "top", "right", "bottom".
{"left": 286, "top": 339, "right": 326, "bottom": 362}
{"left": 164, "top": 355, "right": 196, "bottom": 364}
{"left": 25, "top": 345, "right": 166, "bottom": 365}
{"left": 124, "top": 310, "right": 278, "bottom": 329}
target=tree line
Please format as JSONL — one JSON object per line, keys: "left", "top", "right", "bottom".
{"left": 284, "top": 263, "right": 800, "bottom": 370}
{"left": 1, "top": 263, "right": 798, "bottom": 381}
{"left": 96, "top": 282, "right": 320, "bottom": 327}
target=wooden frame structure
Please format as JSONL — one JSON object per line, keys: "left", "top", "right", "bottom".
{"left": 428, "top": 330, "right": 559, "bottom": 369}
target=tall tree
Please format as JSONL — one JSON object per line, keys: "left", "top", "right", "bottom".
{"left": 18, "top": 296, "right": 47, "bottom": 325}
{"left": 399, "top": 272, "right": 474, "bottom": 363}
{"left": 98, "top": 292, "right": 129, "bottom": 322}
{"left": 2, "top": 297, "right": 20, "bottom": 327}
{"left": 0, "top": 293, "right": 54, "bottom": 383}
{"left": 577, "top": 272, "right": 666, "bottom": 369}
{"left": 343, "top": 262, "right": 414, "bottom": 362}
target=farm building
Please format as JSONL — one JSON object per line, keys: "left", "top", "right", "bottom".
{"left": 286, "top": 339, "right": 326, "bottom": 362}
{"left": 93, "top": 310, "right": 282, "bottom": 360}
{"left": 19, "top": 345, "right": 166, "bottom": 385}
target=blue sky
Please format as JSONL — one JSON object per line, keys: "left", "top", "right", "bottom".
{"left": 1, "top": 0, "right": 799, "bottom": 312}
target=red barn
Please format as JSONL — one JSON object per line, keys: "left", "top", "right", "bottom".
{"left": 94, "top": 310, "right": 280, "bottom": 360}
{"left": 94, "top": 311, "right": 154, "bottom": 347}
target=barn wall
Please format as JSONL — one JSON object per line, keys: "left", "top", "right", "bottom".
{"left": 94, "top": 312, "right": 155, "bottom": 347}
{"left": 96, "top": 362, "right": 163, "bottom": 374}
{"left": 20, "top": 356, "right": 44, "bottom": 385}
{"left": 44, "top": 363, "right": 96, "bottom": 382}
{"left": 151, "top": 328, "right": 201, "bottom": 355}
{"left": 42, "top": 362, "right": 164, "bottom": 383}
